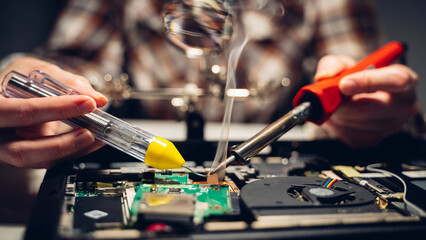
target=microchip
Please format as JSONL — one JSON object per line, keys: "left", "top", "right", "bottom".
{"left": 74, "top": 196, "right": 123, "bottom": 232}
{"left": 142, "top": 171, "right": 155, "bottom": 182}
{"left": 168, "top": 188, "right": 182, "bottom": 193}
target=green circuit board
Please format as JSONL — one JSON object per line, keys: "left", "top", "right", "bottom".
{"left": 130, "top": 172, "right": 232, "bottom": 224}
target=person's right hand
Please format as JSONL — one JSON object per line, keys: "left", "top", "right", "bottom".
{"left": 0, "top": 57, "right": 108, "bottom": 168}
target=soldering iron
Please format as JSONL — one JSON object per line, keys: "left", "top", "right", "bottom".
{"left": 210, "top": 41, "right": 405, "bottom": 174}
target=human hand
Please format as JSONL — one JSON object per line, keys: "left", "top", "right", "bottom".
{"left": 314, "top": 55, "right": 419, "bottom": 148}
{"left": 0, "top": 57, "right": 108, "bottom": 168}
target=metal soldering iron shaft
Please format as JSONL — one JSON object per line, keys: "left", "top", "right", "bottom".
{"left": 210, "top": 155, "right": 236, "bottom": 174}
{"left": 210, "top": 102, "right": 312, "bottom": 174}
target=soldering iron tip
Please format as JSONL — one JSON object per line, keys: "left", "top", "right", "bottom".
{"left": 209, "top": 165, "right": 221, "bottom": 175}
{"left": 209, "top": 155, "right": 236, "bottom": 175}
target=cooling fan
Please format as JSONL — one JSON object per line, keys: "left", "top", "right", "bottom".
{"left": 241, "top": 177, "right": 377, "bottom": 216}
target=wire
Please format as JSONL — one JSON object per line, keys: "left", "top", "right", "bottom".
{"left": 327, "top": 179, "right": 338, "bottom": 188}
{"left": 323, "top": 179, "right": 332, "bottom": 188}
{"left": 182, "top": 165, "right": 208, "bottom": 178}
{"left": 366, "top": 163, "right": 426, "bottom": 217}
{"left": 322, "top": 178, "right": 338, "bottom": 188}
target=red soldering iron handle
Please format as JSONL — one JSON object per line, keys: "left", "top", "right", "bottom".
{"left": 292, "top": 41, "right": 405, "bottom": 124}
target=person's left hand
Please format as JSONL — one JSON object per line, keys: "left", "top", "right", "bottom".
{"left": 314, "top": 55, "right": 419, "bottom": 148}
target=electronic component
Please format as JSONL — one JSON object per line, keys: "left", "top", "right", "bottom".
{"left": 30, "top": 139, "right": 426, "bottom": 240}
{"left": 138, "top": 193, "right": 196, "bottom": 227}
{"left": 67, "top": 169, "right": 236, "bottom": 237}
{"left": 241, "top": 177, "right": 378, "bottom": 217}
{"left": 74, "top": 196, "right": 124, "bottom": 232}
{"left": 241, "top": 176, "right": 420, "bottom": 230}
{"left": 131, "top": 173, "right": 234, "bottom": 226}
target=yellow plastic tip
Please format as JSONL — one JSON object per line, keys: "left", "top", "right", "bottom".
{"left": 145, "top": 136, "right": 185, "bottom": 169}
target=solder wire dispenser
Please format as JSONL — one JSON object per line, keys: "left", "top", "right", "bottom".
{"left": 1, "top": 70, "right": 186, "bottom": 170}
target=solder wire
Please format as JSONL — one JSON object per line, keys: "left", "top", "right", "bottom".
{"left": 182, "top": 165, "right": 208, "bottom": 177}
{"left": 5, "top": 73, "right": 153, "bottom": 161}
{"left": 366, "top": 163, "right": 426, "bottom": 217}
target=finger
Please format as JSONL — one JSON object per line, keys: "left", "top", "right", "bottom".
{"left": 314, "top": 55, "right": 357, "bottom": 81}
{"left": 1, "top": 57, "right": 108, "bottom": 107}
{"left": 332, "top": 92, "right": 418, "bottom": 121}
{"left": 54, "top": 141, "right": 105, "bottom": 166}
{"left": 322, "top": 120, "right": 389, "bottom": 148}
{"left": 56, "top": 72, "right": 108, "bottom": 107}
{"left": 34, "top": 60, "right": 108, "bottom": 107}
{"left": 26, "top": 141, "right": 105, "bottom": 169}
{"left": 328, "top": 111, "right": 407, "bottom": 133}
{"left": 0, "top": 95, "right": 96, "bottom": 128}
{"left": 339, "top": 65, "right": 418, "bottom": 96}
{"left": 0, "top": 128, "right": 95, "bottom": 168}
{"left": 15, "top": 122, "right": 59, "bottom": 139}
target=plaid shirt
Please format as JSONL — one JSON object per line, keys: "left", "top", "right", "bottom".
{"left": 40, "top": 0, "right": 380, "bottom": 122}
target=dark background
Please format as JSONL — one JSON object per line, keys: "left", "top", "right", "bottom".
{"left": 375, "top": 0, "right": 426, "bottom": 113}
{"left": 1, "top": 0, "right": 425, "bottom": 112}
